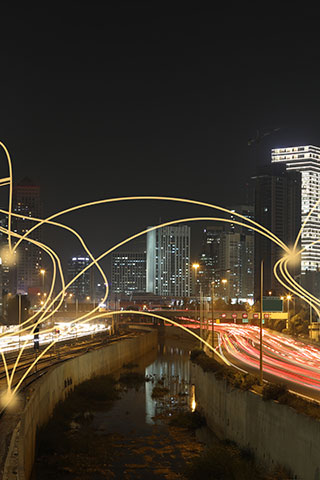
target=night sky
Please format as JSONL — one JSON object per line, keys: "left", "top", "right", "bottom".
{"left": 0, "top": 6, "right": 319, "bottom": 275}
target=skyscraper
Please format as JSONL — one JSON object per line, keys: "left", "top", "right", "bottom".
{"left": 111, "top": 251, "right": 146, "bottom": 295}
{"left": 12, "top": 178, "right": 42, "bottom": 295}
{"left": 253, "top": 164, "right": 301, "bottom": 299}
{"left": 67, "top": 255, "right": 92, "bottom": 300}
{"left": 271, "top": 145, "right": 320, "bottom": 273}
{"left": 199, "top": 206, "right": 254, "bottom": 302}
{"left": 146, "top": 225, "right": 191, "bottom": 297}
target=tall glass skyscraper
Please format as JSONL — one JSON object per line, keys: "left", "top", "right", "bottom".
{"left": 146, "top": 225, "right": 191, "bottom": 297}
{"left": 271, "top": 145, "right": 320, "bottom": 272}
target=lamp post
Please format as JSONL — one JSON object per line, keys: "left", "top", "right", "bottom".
{"left": 259, "top": 259, "right": 264, "bottom": 386}
{"left": 40, "top": 269, "right": 46, "bottom": 295}
{"left": 192, "top": 263, "right": 199, "bottom": 322}
{"left": 286, "top": 294, "right": 292, "bottom": 331}
{"left": 18, "top": 293, "right": 21, "bottom": 351}
{"left": 211, "top": 281, "right": 215, "bottom": 355}
{"left": 221, "top": 278, "right": 228, "bottom": 302}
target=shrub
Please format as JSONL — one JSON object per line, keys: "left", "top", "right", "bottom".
{"left": 190, "top": 350, "right": 258, "bottom": 391}
{"left": 169, "top": 410, "right": 206, "bottom": 430}
{"left": 262, "top": 383, "right": 288, "bottom": 401}
{"left": 185, "top": 442, "right": 262, "bottom": 480}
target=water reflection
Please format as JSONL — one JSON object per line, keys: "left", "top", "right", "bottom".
{"left": 145, "top": 342, "right": 193, "bottom": 424}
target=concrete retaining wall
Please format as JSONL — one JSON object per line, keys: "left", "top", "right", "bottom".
{"left": 4, "top": 329, "right": 157, "bottom": 480}
{"left": 192, "top": 364, "right": 320, "bottom": 480}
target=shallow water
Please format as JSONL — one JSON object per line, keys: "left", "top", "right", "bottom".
{"left": 34, "top": 330, "right": 208, "bottom": 479}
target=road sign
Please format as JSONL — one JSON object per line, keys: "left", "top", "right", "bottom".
{"left": 262, "top": 297, "right": 283, "bottom": 312}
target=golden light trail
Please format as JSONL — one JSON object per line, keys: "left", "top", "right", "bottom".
{"left": 1, "top": 213, "right": 286, "bottom": 398}
{"left": 0, "top": 214, "right": 285, "bottom": 336}
{"left": 273, "top": 258, "right": 320, "bottom": 318}
{"left": 0, "top": 139, "right": 318, "bottom": 410}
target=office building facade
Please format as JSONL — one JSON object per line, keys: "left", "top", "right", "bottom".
{"left": 199, "top": 206, "right": 254, "bottom": 302}
{"left": 67, "top": 255, "right": 92, "bottom": 300}
{"left": 111, "top": 251, "right": 146, "bottom": 295}
{"left": 146, "top": 225, "right": 191, "bottom": 297}
{"left": 271, "top": 145, "right": 320, "bottom": 273}
{"left": 253, "top": 164, "right": 301, "bottom": 299}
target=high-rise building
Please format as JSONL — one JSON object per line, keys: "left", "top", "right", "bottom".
{"left": 199, "top": 206, "right": 254, "bottom": 302}
{"left": 253, "top": 164, "right": 301, "bottom": 299}
{"left": 67, "top": 255, "right": 92, "bottom": 300}
{"left": 146, "top": 225, "right": 191, "bottom": 297}
{"left": 111, "top": 251, "right": 146, "bottom": 295}
{"left": 271, "top": 145, "right": 320, "bottom": 273}
{"left": 12, "top": 178, "right": 42, "bottom": 295}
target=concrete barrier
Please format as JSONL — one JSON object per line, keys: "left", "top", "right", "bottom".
{"left": 192, "top": 364, "right": 320, "bottom": 480}
{"left": 3, "top": 329, "right": 157, "bottom": 480}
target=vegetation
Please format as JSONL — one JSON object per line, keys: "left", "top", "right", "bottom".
{"left": 191, "top": 349, "right": 320, "bottom": 420}
{"left": 190, "top": 348, "right": 258, "bottom": 390}
{"left": 38, "top": 375, "right": 119, "bottom": 455}
{"left": 169, "top": 410, "right": 206, "bottom": 430}
{"left": 185, "top": 440, "right": 291, "bottom": 479}
{"left": 262, "top": 382, "right": 320, "bottom": 419}
{"left": 262, "top": 383, "right": 288, "bottom": 401}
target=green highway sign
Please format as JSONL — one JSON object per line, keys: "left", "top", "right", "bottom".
{"left": 262, "top": 296, "right": 283, "bottom": 312}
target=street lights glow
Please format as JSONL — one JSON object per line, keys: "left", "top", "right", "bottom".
{"left": 40, "top": 269, "right": 46, "bottom": 294}
{"left": 286, "top": 295, "right": 293, "bottom": 330}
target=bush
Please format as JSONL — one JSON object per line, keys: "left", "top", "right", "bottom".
{"left": 190, "top": 350, "right": 258, "bottom": 391}
{"left": 185, "top": 442, "right": 261, "bottom": 480}
{"left": 262, "top": 383, "right": 288, "bottom": 401}
{"left": 190, "top": 348, "right": 203, "bottom": 362}
{"left": 169, "top": 410, "right": 206, "bottom": 430}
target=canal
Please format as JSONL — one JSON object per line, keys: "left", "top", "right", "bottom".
{"left": 33, "top": 328, "right": 207, "bottom": 479}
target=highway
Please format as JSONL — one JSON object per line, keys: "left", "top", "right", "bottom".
{"left": 214, "top": 324, "right": 320, "bottom": 401}
{"left": 175, "top": 317, "right": 320, "bottom": 401}
{"left": 0, "top": 327, "right": 137, "bottom": 397}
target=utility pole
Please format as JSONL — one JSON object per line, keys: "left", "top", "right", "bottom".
{"left": 199, "top": 287, "right": 203, "bottom": 348}
{"left": 259, "top": 260, "right": 264, "bottom": 386}
{"left": 211, "top": 281, "right": 215, "bottom": 356}
{"left": 18, "top": 294, "right": 21, "bottom": 351}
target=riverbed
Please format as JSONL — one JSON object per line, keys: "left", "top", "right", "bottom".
{"left": 33, "top": 328, "right": 207, "bottom": 479}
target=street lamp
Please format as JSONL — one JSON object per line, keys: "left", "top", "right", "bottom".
{"left": 192, "top": 263, "right": 200, "bottom": 318}
{"left": 221, "top": 278, "right": 228, "bottom": 301}
{"left": 211, "top": 281, "right": 215, "bottom": 354}
{"left": 286, "top": 294, "right": 292, "bottom": 330}
{"left": 40, "top": 269, "right": 46, "bottom": 295}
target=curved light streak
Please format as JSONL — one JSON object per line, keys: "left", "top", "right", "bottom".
{"left": 0, "top": 140, "right": 318, "bottom": 408}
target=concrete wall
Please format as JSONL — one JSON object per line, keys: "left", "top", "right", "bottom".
{"left": 192, "top": 364, "right": 320, "bottom": 480}
{"left": 4, "top": 329, "right": 157, "bottom": 480}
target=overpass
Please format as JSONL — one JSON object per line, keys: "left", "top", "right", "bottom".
{"left": 120, "top": 309, "right": 288, "bottom": 324}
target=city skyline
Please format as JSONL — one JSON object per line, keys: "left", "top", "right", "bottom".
{"left": 0, "top": 8, "right": 319, "bottom": 267}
